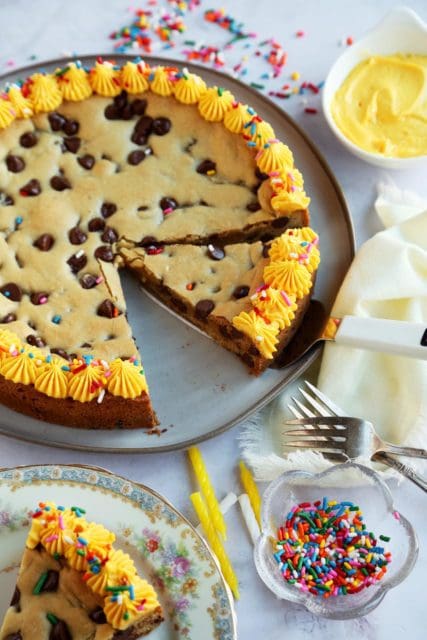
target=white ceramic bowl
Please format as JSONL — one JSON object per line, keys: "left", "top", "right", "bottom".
{"left": 322, "top": 6, "right": 427, "bottom": 169}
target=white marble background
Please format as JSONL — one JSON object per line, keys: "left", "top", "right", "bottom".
{"left": 0, "top": 1, "right": 426, "bottom": 638}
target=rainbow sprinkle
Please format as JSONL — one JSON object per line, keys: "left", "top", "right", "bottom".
{"left": 273, "top": 499, "right": 392, "bottom": 597}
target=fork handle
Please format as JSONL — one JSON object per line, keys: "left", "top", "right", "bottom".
{"left": 375, "top": 453, "right": 427, "bottom": 493}
{"left": 379, "top": 444, "right": 427, "bottom": 459}
{"left": 335, "top": 316, "right": 427, "bottom": 359}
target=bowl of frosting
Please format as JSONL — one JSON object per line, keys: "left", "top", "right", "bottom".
{"left": 322, "top": 6, "right": 427, "bottom": 169}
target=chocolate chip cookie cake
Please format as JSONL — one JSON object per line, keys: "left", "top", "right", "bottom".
{"left": 0, "top": 501, "right": 163, "bottom": 639}
{"left": 0, "top": 58, "right": 318, "bottom": 429}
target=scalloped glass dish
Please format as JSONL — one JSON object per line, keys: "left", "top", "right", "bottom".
{"left": 322, "top": 6, "right": 427, "bottom": 169}
{"left": 254, "top": 463, "right": 418, "bottom": 619}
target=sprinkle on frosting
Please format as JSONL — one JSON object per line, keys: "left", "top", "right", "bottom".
{"left": 232, "top": 310, "right": 279, "bottom": 359}
{"left": 26, "top": 73, "right": 63, "bottom": 114}
{"left": 174, "top": 69, "right": 207, "bottom": 104}
{"left": 223, "top": 102, "right": 251, "bottom": 134}
{"left": 244, "top": 117, "right": 275, "bottom": 148}
{"left": 89, "top": 60, "right": 121, "bottom": 97}
{"left": 264, "top": 259, "right": 313, "bottom": 298}
{"left": 28, "top": 501, "right": 161, "bottom": 631}
{"left": 0, "top": 96, "right": 16, "bottom": 129}
{"left": 198, "top": 86, "right": 234, "bottom": 122}
{"left": 252, "top": 288, "right": 297, "bottom": 330}
{"left": 121, "top": 61, "right": 149, "bottom": 94}
{"left": 149, "top": 66, "right": 176, "bottom": 96}
{"left": 7, "top": 85, "right": 33, "bottom": 119}
{"left": 68, "top": 362, "right": 106, "bottom": 402}
{"left": 56, "top": 62, "right": 93, "bottom": 101}
{"left": 268, "top": 229, "right": 320, "bottom": 272}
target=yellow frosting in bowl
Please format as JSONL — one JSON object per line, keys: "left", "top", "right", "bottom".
{"left": 331, "top": 54, "right": 427, "bottom": 158}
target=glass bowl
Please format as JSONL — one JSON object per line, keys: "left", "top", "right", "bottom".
{"left": 322, "top": 6, "right": 427, "bottom": 169}
{"left": 254, "top": 462, "right": 418, "bottom": 619}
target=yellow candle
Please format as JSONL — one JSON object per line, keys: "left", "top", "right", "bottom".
{"left": 188, "top": 446, "right": 227, "bottom": 540}
{"left": 190, "top": 492, "right": 239, "bottom": 599}
{"left": 239, "top": 461, "right": 261, "bottom": 526}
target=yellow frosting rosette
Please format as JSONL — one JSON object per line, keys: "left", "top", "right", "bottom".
{"left": 89, "top": 61, "right": 122, "bottom": 97}
{"left": 57, "top": 62, "right": 92, "bottom": 101}
{"left": 0, "top": 96, "right": 16, "bottom": 129}
{"left": 256, "top": 139, "right": 294, "bottom": 174}
{"left": 0, "top": 350, "right": 38, "bottom": 384}
{"left": 198, "top": 86, "right": 234, "bottom": 122}
{"left": 253, "top": 288, "right": 297, "bottom": 330}
{"left": 264, "top": 260, "right": 312, "bottom": 298}
{"left": 39, "top": 510, "right": 78, "bottom": 557}
{"left": 34, "top": 359, "right": 69, "bottom": 399}
{"left": 0, "top": 329, "right": 22, "bottom": 359}
{"left": 286, "top": 226, "right": 318, "bottom": 243}
{"left": 107, "top": 358, "right": 148, "bottom": 399}
{"left": 232, "top": 310, "right": 279, "bottom": 359}
{"left": 68, "top": 362, "right": 106, "bottom": 402}
{"left": 121, "top": 61, "right": 149, "bottom": 94}
{"left": 27, "top": 73, "right": 62, "bottom": 113}
{"left": 269, "top": 231, "right": 320, "bottom": 273}
{"left": 103, "top": 575, "right": 160, "bottom": 630}
{"left": 85, "top": 548, "right": 136, "bottom": 595}
{"left": 149, "top": 66, "right": 176, "bottom": 97}
{"left": 223, "top": 102, "right": 251, "bottom": 134}
{"left": 7, "top": 85, "right": 33, "bottom": 118}
{"left": 244, "top": 118, "right": 275, "bottom": 148}
{"left": 174, "top": 70, "right": 206, "bottom": 104}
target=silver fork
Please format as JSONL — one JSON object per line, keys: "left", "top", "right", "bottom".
{"left": 283, "top": 381, "right": 427, "bottom": 492}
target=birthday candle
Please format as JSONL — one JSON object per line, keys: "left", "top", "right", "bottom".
{"left": 239, "top": 461, "right": 261, "bottom": 526}
{"left": 190, "top": 492, "right": 239, "bottom": 599}
{"left": 188, "top": 446, "right": 227, "bottom": 539}
{"left": 238, "top": 493, "right": 261, "bottom": 545}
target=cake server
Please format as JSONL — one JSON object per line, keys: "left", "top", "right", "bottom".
{"left": 274, "top": 300, "right": 427, "bottom": 368}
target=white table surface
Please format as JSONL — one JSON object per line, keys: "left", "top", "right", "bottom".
{"left": 0, "top": 1, "right": 426, "bottom": 638}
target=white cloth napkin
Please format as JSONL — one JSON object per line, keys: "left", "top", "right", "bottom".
{"left": 240, "top": 184, "right": 427, "bottom": 480}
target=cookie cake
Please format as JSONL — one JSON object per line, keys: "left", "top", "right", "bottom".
{"left": 0, "top": 58, "right": 319, "bottom": 429}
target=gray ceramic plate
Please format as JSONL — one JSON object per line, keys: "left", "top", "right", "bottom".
{"left": 0, "top": 55, "right": 355, "bottom": 452}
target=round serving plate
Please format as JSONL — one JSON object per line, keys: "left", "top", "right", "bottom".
{"left": 0, "top": 54, "right": 355, "bottom": 452}
{"left": 0, "top": 463, "right": 236, "bottom": 639}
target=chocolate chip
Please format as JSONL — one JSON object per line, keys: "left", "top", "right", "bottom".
{"left": 0, "top": 283, "right": 22, "bottom": 301}
{"left": 49, "top": 619, "right": 72, "bottom": 640}
{"left": 10, "top": 586, "right": 20, "bottom": 608}
{"left": 271, "top": 216, "right": 290, "bottom": 229}
{"left": 233, "top": 285, "right": 250, "bottom": 299}
{"left": 76, "top": 154, "right": 95, "bottom": 170}
{"left": 63, "top": 119, "right": 79, "bottom": 136}
{"left": 6, "top": 155, "right": 25, "bottom": 173}
{"left": 120, "top": 103, "right": 133, "bottom": 120}
{"left": 67, "top": 251, "right": 87, "bottom": 273}
{"left": 260, "top": 234, "right": 274, "bottom": 243}
{"left": 89, "top": 606, "right": 107, "bottom": 625}
{"left": 207, "top": 244, "right": 225, "bottom": 261}
{"left": 104, "top": 104, "right": 121, "bottom": 120}
{"left": 246, "top": 201, "right": 261, "bottom": 212}
{"left": 80, "top": 273, "right": 98, "bottom": 289}
{"left": 138, "top": 235, "right": 158, "bottom": 247}
{"left": 20, "top": 179, "right": 41, "bottom": 196}
{"left": 134, "top": 115, "right": 153, "bottom": 136}
{"left": 262, "top": 244, "right": 270, "bottom": 258}
{"left": 128, "top": 150, "right": 146, "bottom": 165}
{"left": 20, "top": 131, "right": 37, "bottom": 148}
{"left": 34, "top": 233, "right": 54, "bottom": 251}
{"left": 88, "top": 217, "right": 105, "bottom": 232}
{"left": 0, "top": 192, "right": 14, "bottom": 205}
{"left": 40, "top": 570, "right": 59, "bottom": 593}
{"left": 2, "top": 313, "right": 17, "bottom": 323}
{"left": 197, "top": 159, "right": 216, "bottom": 175}
{"left": 68, "top": 227, "right": 87, "bottom": 245}
{"left": 30, "top": 292, "right": 49, "bottom": 305}
{"left": 101, "top": 202, "right": 117, "bottom": 218}
{"left": 132, "top": 98, "right": 147, "bottom": 115}
{"left": 114, "top": 90, "right": 128, "bottom": 110}
{"left": 94, "top": 245, "right": 114, "bottom": 262}
{"left": 27, "top": 334, "right": 45, "bottom": 348}
{"left": 50, "top": 176, "right": 71, "bottom": 191}
{"left": 4, "top": 633, "right": 22, "bottom": 640}
{"left": 152, "top": 117, "right": 171, "bottom": 135}
{"left": 101, "top": 226, "right": 118, "bottom": 244}
{"left": 63, "top": 136, "right": 81, "bottom": 154}
{"left": 255, "top": 167, "right": 268, "bottom": 181}
{"left": 97, "top": 299, "right": 119, "bottom": 318}
{"left": 131, "top": 130, "right": 148, "bottom": 146}
{"left": 50, "top": 348, "right": 71, "bottom": 361}
{"left": 48, "top": 112, "right": 67, "bottom": 131}
{"left": 195, "top": 299, "right": 215, "bottom": 319}
{"left": 159, "top": 197, "right": 178, "bottom": 212}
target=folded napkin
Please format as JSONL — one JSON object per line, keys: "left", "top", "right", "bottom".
{"left": 240, "top": 184, "right": 427, "bottom": 480}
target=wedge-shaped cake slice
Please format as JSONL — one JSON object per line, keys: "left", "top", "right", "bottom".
{"left": 0, "top": 502, "right": 163, "bottom": 640}
{"left": 122, "top": 228, "right": 320, "bottom": 374}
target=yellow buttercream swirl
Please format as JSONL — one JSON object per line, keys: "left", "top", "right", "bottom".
{"left": 264, "top": 260, "right": 312, "bottom": 299}
{"left": 34, "top": 359, "right": 69, "bottom": 399}
{"left": 271, "top": 188, "right": 310, "bottom": 213}
{"left": 57, "top": 63, "right": 92, "bottom": 101}
{"left": 232, "top": 310, "right": 279, "bottom": 359}
{"left": 86, "top": 548, "right": 136, "bottom": 595}
{"left": 103, "top": 575, "right": 160, "bottom": 630}
{"left": 121, "top": 61, "right": 149, "bottom": 94}
{"left": 0, "top": 351, "right": 38, "bottom": 384}
{"left": 223, "top": 102, "right": 251, "bottom": 134}
{"left": 245, "top": 119, "right": 275, "bottom": 148}
{"left": 66, "top": 521, "right": 115, "bottom": 571}
{"left": 28, "top": 73, "right": 62, "bottom": 114}
{"left": 174, "top": 71, "right": 206, "bottom": 104}
{"left": 40, "top": 510, "right": 78, "bottom": 556}
{"left": 198, "top": 86, "right": 234, "bottom": 122}
{"left": 7, "top": 85, "right": 33, "bottom": 118}
{"left": 149, "top": 66, "right": 176, "bottom": 97}
{"left": 107, "top": 358, "right": 148, "bottom": 399}
{"left": 26, "top": 501, "right": 61, "bottom": 549}
{"left": 89, "top": 61, "right": 122, "bottom": 97}
{"left": 256, "top": 140, "right": 294, "bottom": 174}
{"left": 0, "top": 329, "right": 22, "bottom": 359}
{"left": 287, "top": 226, "right": 319, "bottom": 243}
{"left": 253, "top": 288, "right": 297, "bottom": 330}
{"left": 68, "top": 363, "right": 106, "bottom": 402}
{"left": 269, "top": 231, "right": 320, "bottom": 273}
{"left": 0, "top": 97, "right": 16, "bottom": 128}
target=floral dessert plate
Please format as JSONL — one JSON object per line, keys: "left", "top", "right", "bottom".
{"left": 0, "top": 464, "right": 236, "bottom": 639}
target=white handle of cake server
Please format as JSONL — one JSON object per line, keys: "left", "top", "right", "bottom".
{"left": 335, "top": 316, "right": 427, "bottom": 359}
